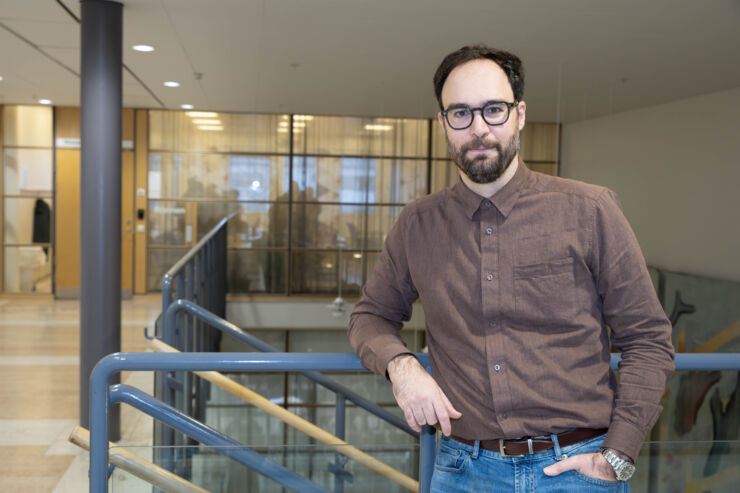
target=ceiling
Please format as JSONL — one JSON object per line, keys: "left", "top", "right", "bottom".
{"left": 0, "top": 0, "right": 739, "bottom": 123}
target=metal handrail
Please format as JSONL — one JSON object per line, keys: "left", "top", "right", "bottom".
{"left": 89, "top": 351, "right": 740, "bottom": 492}
{"left": 153, "top": 339, "right": 418, "bottom": 491}
{"left": 111, "top": 384, "right": 328, "bottom": 493}
{"left": 163, "top": 298, "right": 418, "bottom": 437}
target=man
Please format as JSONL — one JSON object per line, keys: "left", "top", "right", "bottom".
{"left": 348, "top": 45, "right": 674, "bottom": 492}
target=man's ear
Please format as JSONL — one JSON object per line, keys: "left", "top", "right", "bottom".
{"left": 517, "top": 101, "right": 526, "bottom": 131}
{"left": 437, "top": 111, "right": 446, "bottom": 131}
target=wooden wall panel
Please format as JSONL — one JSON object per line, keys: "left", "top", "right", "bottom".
{"left": 54, "top": 149, "right": 81, "bottom": 297}
{"left": 133, "top": 109, "right": 148, "bottom": 294}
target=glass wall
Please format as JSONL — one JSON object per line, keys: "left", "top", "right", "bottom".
{"left": 1, "top": 106, "right": 54, "bottom": 294}
{"left": 148, "top": 110, "right": 560, "bottom": 295}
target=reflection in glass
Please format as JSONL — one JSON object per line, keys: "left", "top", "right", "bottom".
{"left": 2, "top": 105, "right": 53, "bottom": 148}
{"left": 147, "top": 248, "right": 189, "bottom": 291}
{"left": 4, "top": 246, "right": 52, "bottom": 293}
{"left": 297, "top": 115, "right": 428, "bottom": 157}
{"left": 227, "top": 250, "right": 287, "bottom": 294}
{"left": 431, "top": 120, "right": 450, "bottom": 159}
{"left": 366, "top": 206, "right": 403, "bottom": 250}
{"left": 3, "top": 148, "right": 54, "bottom": 195}
{"left": 148, "top": 153, "right": 289, "bottom": 201}
{"left": 4, "top": 197, "right": 53, "bottom": 244}
{"left": 291, "top": 203, "right": 364, "bottom": 249}
{"left": 228, "top": 203, "right": 289, "bottom": 248}
{"left": 148, "top": 201, "right": 188, "bottom": 246}
{"left": 430, "top": 159, "right": 459, "bottom": 193}
{"left": 149, "top": 111, "right": 290, "bottom": 153}
{"left": 291, "top": 251, "right": 338, "bottom": 294}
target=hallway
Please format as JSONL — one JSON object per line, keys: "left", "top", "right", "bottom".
{"left": 0, "top": 295, "right": 160, "bottom": 492}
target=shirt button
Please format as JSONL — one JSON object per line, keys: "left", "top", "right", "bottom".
{"left": 484, "top": 200, "right": 492, "bottom": 207}
{"left": 501, "top": 413, "right": 508, "bottom": 419}
{"left": 494, "top": 364, "right": 501, "bottom": 372}
{"left": 488, "top": 321, "right": 496, "bottom": 327}
{"left": 485, "top": 227, "right": 493, "bottom": 235}
{"left": 486, "top": 273, "right": 493, "bottom": 281}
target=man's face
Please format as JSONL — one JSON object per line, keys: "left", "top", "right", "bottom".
{"left": 438, "top": 59, "right": 526, "bottom": 184}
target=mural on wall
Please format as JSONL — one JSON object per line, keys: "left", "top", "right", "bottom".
{"left": 643, "top": 267, "right": 740, "bottom": 493}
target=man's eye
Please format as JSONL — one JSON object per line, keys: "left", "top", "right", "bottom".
{"left": 452, "top": 109, "right": 470, "bottom": 118}
{"left": 484, "top": 105, "right": 504, "bottom": 115}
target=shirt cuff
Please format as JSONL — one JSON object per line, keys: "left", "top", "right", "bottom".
{"left": 602, "top": 419, "right": 645, "bottom": 462}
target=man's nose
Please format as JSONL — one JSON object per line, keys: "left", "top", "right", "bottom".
{"left": 469, "top": 110, "right": 490, "bottom": 137}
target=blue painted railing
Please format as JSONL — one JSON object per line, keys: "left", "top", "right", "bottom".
{"left": 89, "top": 351, "right": 740, "bottom": 492}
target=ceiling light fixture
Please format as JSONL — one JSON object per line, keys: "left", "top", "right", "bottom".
{"left": 294, "top": 115, "right": 314, "bottom": 121}
{"left": 197, "top": 125, "right": 223, "bottom": 131}
{"left": 365, "top": 124, "right": 393, "bottom": 131}
{"left": 192, "top": 119, "right": 222, "bottom": 125}
{"left": 187, "top": 111, "right": 218, "bottom": 118}
{"left": 0, "top": 76, "right": 3, "bottom": 81}
{"left": 38, "top": 99, "right": 52, "bottom": 105}
{"left": 132, "top": 45, "right": 154, "bottom": 52}
{"left": 181, "top": 104, "right": 194, "bottom": 110}
{"left": 163, "top": 81, "right": 180, "bottom": 87}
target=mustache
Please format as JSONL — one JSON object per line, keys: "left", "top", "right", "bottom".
{"left": 460, "top": 138, "right": 501, "bottom": 153}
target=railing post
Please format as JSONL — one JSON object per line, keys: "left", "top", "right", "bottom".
{"left": 419, "top": 425, "right": 436, "bottom": 493}
{"left": 333, "top": 393, "right": 348, "bottom": 493}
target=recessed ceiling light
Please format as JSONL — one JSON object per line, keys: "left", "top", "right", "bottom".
{"left": 181, "top": 104, "right": 194, "bottom": 110}
{"left": 0, "top": 76, "right": 4, "bottom": 81}
{"left": 192, "top": 119, "right": 221, "bottom": 125}
{"left": 163, "top": 81, "right": 180, "bottom": 88}
{"left": 197, "top": 125, "right": 223, "bottom": 131}
{"left": 186, "top": 111, "right": 218, "bottom": 118}
{"left": 132, "top": 45, "right": 154, "bottom": 52}
{"left": 38, "top": 99, "right": 52, "bottom": 105}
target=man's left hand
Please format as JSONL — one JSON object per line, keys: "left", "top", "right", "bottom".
{"left": 543, "top": 452, "right": 616, "bottom": 481}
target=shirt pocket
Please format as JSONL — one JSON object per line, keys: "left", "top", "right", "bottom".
{"left": 513, "top": 256, "right": 576, "bottom": 328}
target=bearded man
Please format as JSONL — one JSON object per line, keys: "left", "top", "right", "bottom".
{"left": 348, "top": 45, "right": 674, "bottom": 492}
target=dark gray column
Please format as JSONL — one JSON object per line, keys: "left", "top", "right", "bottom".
{"left": 79, "top": 0, "right": 123, "bottom": 441}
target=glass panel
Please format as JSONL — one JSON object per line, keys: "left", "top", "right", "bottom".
{"left": 291, "top": 251, "right": 339, "bottom": 294}
{"left": 147, "top": 247, "right": 189, "bottom": 291}
{"left": 112, "top": 443, "right": 420, "bottom": 493}
{"left": 291, "top": 203, "right": 364, "bottom": 249}
{"left": 148, "top": 110, "right": 290, "bottom": 153}
{"left": 3, "top": 148, "right": 54, "bottom": 195}
{"left": 2, "top": 105, "right": 53, "bottom": 147}
{"left": 3, "top": 197, "right": 52, "bottom": 244}
{"left": 366, "top": 205, "right": 403, "bottom": 250}
{"left": 293, "top": 156, "right": 371, "bottom": 204}
{"left": 374, "top": 159, "right": 427, "bottom": 204}
{"left": 148, "top": 153, "right": 289, "bottom": 201}
{"left": 148, "top": 201, "right": 188, "bottom": 246}
{"left": 431, "top": 119, "right": 450, "bottom": 159}
{"left": 227, "top": 250, "right": 287, "bottom": 294}
{"left": 3, "top": 246, "right": 52, "bottom": 293}
{"left": 430, "top": 159, "right": 458, "bottom": 193}
{"left": 229, "top": 203, "right": 289, "bottom": 248}
{"left": 192, "top": 202, "right": 241, "bottom": 241}
{"left": 299, "top": 115, "right": 428, "bottom": 157}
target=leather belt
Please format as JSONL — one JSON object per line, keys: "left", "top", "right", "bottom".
{"left": 450, "top": 428, "right": 607, "bottom": 457}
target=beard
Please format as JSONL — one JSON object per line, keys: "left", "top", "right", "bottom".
{"left": 447, "top": 131, "right": 520, "bottom": 184}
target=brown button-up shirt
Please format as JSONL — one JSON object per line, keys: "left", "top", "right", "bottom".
{"left": 349, "top": 160, "right": 674, "bottom": 460}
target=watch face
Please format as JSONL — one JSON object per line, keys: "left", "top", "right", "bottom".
{"left": 616, "top": 462, "right": 636, "bottom": 481}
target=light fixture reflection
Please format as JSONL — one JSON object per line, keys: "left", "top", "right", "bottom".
{"left": 192, "top": 119, "right": 222, "bottom": 125}
{"left": 365, "top": 124, "right": 393, "bottom": 131}
{"left": 187, "top": 111, "right": 218, "bottom": 118}
{"left": 197, "top": 125, "right": 223, "bottom": 131}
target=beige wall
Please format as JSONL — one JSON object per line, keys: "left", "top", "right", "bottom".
{"left": 560, "top": 87, "right": 740, "bottom": 282}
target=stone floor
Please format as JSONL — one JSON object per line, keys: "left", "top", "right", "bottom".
{"left": 0, "top": 295, "right": 161, "bottom": 492}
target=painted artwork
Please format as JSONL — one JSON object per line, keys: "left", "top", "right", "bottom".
{"left": 634, "top": 268, "right": 740, "bottom": 493}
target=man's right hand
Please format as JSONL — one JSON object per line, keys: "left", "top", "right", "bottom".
{"left": 387, "top": 354, "right": 462, "bottom": 436}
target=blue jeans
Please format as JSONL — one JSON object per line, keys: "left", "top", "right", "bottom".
{"left": 430, "top": 433, "right": 630, "bottom": 492}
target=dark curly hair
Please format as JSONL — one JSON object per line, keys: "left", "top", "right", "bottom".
{"left": 433, "top": 45, "right": 525, "bottom": 110}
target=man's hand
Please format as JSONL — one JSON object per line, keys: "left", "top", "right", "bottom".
{"left": 387, "top": 354, "right": 462, "bottom": 436}
{"left": 543, "top": 452, "right": 616, "bottom": 481}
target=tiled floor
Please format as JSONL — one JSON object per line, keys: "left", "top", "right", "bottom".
{"left": 0, "top": 295, "right": 161, "bottom": 492}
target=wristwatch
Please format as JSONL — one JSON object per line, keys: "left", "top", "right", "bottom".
{"left": 600, "top": 448, "right": 636, "bottom": 481}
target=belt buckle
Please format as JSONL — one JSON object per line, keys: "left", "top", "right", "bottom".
{"left": 498, "top": 438, "right": 532, "bottom": 457}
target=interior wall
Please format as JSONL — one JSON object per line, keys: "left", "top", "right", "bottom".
{"left": 560, "top": 87, "right": 740, "bottom": 283}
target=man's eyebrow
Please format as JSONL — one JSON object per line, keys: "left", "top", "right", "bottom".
{"left": 445, "top": 99, "right": 510, "bottom": 110}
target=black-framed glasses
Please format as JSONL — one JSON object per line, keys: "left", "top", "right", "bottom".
{"left": 441, "top": 101, "right": 518, "bottom": 130}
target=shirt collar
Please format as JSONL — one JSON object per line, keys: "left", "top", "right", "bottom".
{"left": 451, "top": 157, "right": 531, "bottom": 220}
